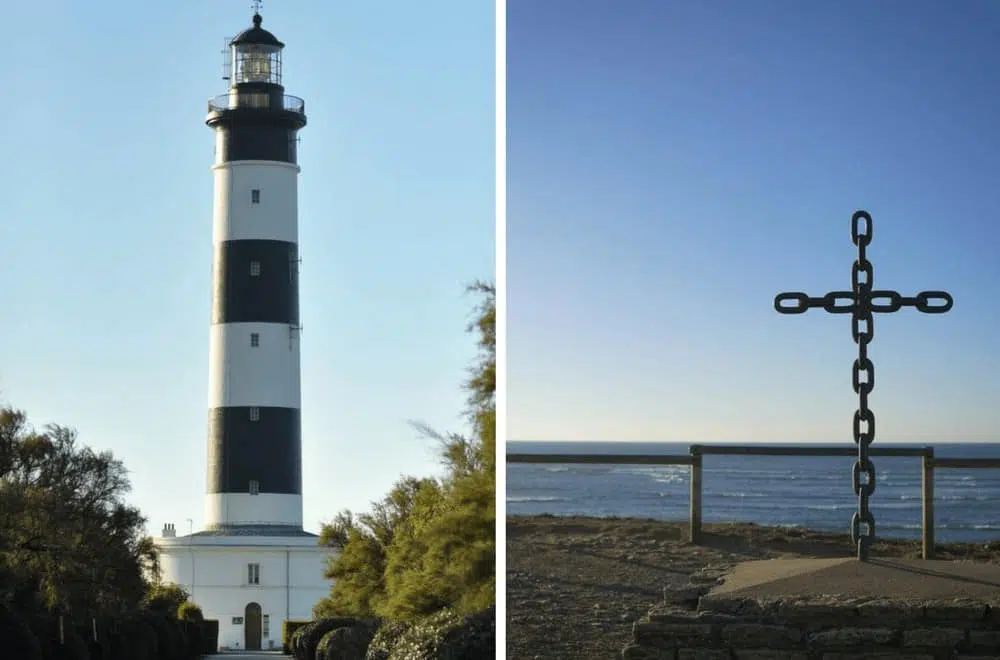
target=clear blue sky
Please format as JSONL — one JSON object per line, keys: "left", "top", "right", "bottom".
{"left": 0, "top": 1, "right": 494, "bottom": 535}
{"left": 508, "top": 0, "right": 1000, "bottom": 445}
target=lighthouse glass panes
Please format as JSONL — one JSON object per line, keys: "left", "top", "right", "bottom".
{"left": 232, "top": 44, "right": 281, "bottom": 85}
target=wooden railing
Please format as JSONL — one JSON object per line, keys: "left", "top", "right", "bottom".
{"left": 507, "top": 445, "right": 1000, "bottom": 560}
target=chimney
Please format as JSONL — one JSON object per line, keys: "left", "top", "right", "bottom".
{"left": 162, "top": 523, "right": 176, "bottom": 538}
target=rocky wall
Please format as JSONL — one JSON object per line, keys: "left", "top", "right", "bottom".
{"left": 622, "top": 567, "right": 1000, "bottom": 660}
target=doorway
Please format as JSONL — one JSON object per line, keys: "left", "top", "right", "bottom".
{"left": 244, "top": 602, "right": 262, "bottom": 650}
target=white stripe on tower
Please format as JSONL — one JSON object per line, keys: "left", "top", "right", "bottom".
{"left": 203, "top": 12, "right": 307, "bottom": 530}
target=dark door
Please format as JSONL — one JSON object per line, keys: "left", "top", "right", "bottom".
{"left": 244, "top": 602, "right": 262, "bottom": 651}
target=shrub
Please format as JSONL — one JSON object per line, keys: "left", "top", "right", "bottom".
{"left": 282, "top": 619, "right": 311, "bottom": 654}
{"left": 364, "top": 620, "right": 408, "bottom": 660}
{"left": 317, "top": 629, "right": 338, "bottom": 659}
{"left": 0, "top": 605, "right": 43, "bottom": 660}
{"left": 119, "top": 614, "right": 158, "bottom": 660}
{"left": 385, "top": 609, "right": 463, "bottom": 659}
{"left": 321, "top": 620, "right": 378, "bottom": 660}
{"left": 295, "top": 618, "right": 357, "bottom": 660}
{"left": 142, "top": 584, "right": 190, "bottom": 618}
{"left": 176, "top": 601, "right": 203, "bottom": 622}
{"left": 369, "top": 607, "right": 493, "bottom": 660}
{"left": 23, "top": 612, "right": 90, "bottom": 660}
{"left": 140, "top": 611, "right": 181, "bottom": 660}
{"left": 291, "top": 623, "right": 312, "bottom": 657}
{"left": 58, "top": 628, "right": 92, "bottom": 660}
{"left": 78, "top": 619, "right": 110, "bottom": 660}
{"left": 200, "top": 619, "right": 219, "bottom": 655}
{"left": 438, "top": 605, "right": 495, "bottom": 659}
{"left": 179, "top": 619, "right": 202, "bottom": 658}
{"left": 93, "top": 616, "right": 127, "bottom": 660}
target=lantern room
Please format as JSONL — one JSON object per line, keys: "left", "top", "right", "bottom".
{"left": 230, "top": 13, "right": 284, "bottom": 87}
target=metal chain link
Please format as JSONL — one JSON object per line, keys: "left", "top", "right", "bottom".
{"left": 850, "top": 211, "right": 876, "bottom": 559}
{"left": 774, "top": 210, "right": 954, "bottom": 562}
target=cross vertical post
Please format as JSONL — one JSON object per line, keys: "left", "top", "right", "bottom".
{"left": 774, "top": 211, "right": 952, "bottom": 561}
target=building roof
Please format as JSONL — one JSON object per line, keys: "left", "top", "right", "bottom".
{"left": 190, "top": 524, "right": 318, "bottom": 538}
{"left": 230, "top": 13, "right": 284, "bottom": 49}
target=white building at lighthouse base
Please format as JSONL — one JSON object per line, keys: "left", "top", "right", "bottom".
{"left": 155, "top": 525, "right": 334, "bottom": 651}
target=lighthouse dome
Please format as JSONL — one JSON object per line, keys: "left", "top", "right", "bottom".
{"left": 230, "top": 13, "right": 284, "bottom": 48}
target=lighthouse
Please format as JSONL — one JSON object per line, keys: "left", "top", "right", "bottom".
{"left": 204, "top": 10, "right": 306, "bottom": 531}
{"left": 155, "top": 10, "right": 332, "bottom": 652}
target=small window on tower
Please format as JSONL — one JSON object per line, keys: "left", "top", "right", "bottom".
{"left": 249, "top": 479, "right": 260, "bottom": 495}
{"left": 250, "top": 260, "right": 261, "bottom": 277}
{"left": 249, "top": 407, "right": 260, "bottom": 422}
{"left": 250, "top": 332, "right": 260, "bottom": 347}
{"left": 248, "top": 562, "right": 260, "bottom": 585}
{"left": 251, "top": 189, "right": 261, "bottom": 204}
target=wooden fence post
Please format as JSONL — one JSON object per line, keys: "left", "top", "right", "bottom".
{"left": 689, "top": 445, "right": 703, "bottom": 544}
{"left": 922, "top": 448, "right": 935, "bottom": 560}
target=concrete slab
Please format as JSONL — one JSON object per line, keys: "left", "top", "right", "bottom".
{"left": 703, "top": 558, "right": 1000, "bottom": 602}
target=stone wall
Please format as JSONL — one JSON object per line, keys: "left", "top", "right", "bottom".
{"left": 622, "top": 568, "right": 1000, "bottom": 660}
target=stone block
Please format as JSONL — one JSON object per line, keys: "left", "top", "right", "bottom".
{"left": 902, "top": 627, "right": 966, "bottom": 648}
{"left": 807, "top": 627, "right": 898, "bottom": 647}
{"left": 924, "top": 601, "right": 989, "bottom": 624}
{"left": 633, "top": 620, "right": 715, "bottom": 646}
{"left": 666, "top": 586, "right": 710, "bottom": 606}
{"left": 821, "top": 654, "right": 934, "bottom": 660}
{"left": 622, "top": 644, "right": 677, "bottom": 660}
{"left": 699, "top": 597, "right": 763, "bottom": 617}
{"left": 651, "top": 608, "right": 701, "bottom": 624}
{"left": 721, "top": 623, "right": 802, "bottom": 648}
{"left": 856, "top": 600, "right": 924, "bottom": 627}
{"left": 733, "top": 651, "right": 808, "bottom": 660}
{"left": 694, "top": 612, "right": 745, "bottom": 625}
{"left": 774, "top": 600, "right": 858, "bottom": 628}
{"left": 969, "top": 630, "right": 1000, "bottom": 649}
{"left": 677, "top": 649, "right": 732, "bottom": 660}
{"left": 987, "top": 603, "right": 1000, "bottom": 626}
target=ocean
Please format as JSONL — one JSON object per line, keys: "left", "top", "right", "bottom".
{"left": 506, "top": 442, "right": 1000, "bottom": 543}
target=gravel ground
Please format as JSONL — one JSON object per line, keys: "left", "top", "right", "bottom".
{"left": 506, "top": 514, "right": 1000, "bottom": 660}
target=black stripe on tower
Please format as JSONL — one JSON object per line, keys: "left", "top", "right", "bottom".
{"left": 206, "top": 406, "right": 302, "bottom": 494}
{"left": 215, "top": 122, "right": 301, "bottom": 164}
{"left": 213, "top": 240, "right": 299, "bottom": 325}
{"left": 207, "top": 83, "right": 306, "bottom": 165}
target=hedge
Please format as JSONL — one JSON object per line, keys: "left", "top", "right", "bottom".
{"left": 0, "top": 607, "right": 221, "bottom": 660}
{"left": 282, "top": 619, "right": 311, "bottom": 654}
{"left": 201, "top": 618, "right": 219, "bottom": 655}
{"left": 0, "top": 604, "right": 43, "bottom": 660}
{"left": 294, "top": 618, "right": 358, "bottom": 660}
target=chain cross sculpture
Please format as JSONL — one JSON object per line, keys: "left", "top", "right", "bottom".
{"left": 774, "top": 211, "right": 953, "bottom": 561}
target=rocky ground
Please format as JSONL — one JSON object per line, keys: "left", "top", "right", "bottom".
{"left": 506, "top": 514, "right": 1000, "bottom": 660}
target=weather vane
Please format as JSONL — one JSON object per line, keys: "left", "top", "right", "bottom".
{"left": 252, "top": 0, "right": 262, "bottom": 14}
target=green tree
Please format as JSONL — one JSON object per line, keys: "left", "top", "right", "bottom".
{"left": 0, "top": 407, "right": 160, "bottom": 619}
{"left": 176, "top": 600, "right": 204, "bottom": 622}
{"left": 314, "top": 282, "right": 496, "bottom": 621}
{"left": 142, "top": 583, "right": 190, "bottom": 617}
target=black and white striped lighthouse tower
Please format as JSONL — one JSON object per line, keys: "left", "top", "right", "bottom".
{"left": 204, "top": 9, "right": 307, "bottom": 531}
